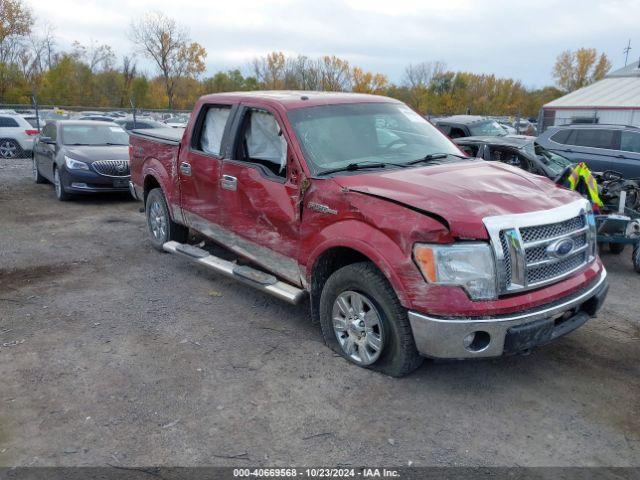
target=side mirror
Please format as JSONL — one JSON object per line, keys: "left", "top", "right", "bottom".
{"left": 40, "top": 136, "right": 55, "bottom": 145}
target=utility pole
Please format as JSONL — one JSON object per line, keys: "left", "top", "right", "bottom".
{"left": 624, "top": 39, "right": 632, "bottom": 66}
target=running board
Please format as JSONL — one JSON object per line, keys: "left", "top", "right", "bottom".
{"left": 163, "top": 241, "right": 306, "bottom": 305}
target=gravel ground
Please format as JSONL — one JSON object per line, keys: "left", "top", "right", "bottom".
{"left": 0, "top": 158, "right": 638, "bottom": 467}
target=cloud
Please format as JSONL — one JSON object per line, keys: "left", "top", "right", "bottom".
{"left": 29, "top": 0, "right": 640, "bottom": 86}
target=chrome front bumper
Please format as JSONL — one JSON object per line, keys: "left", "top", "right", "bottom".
{"left": 408, "top": 269, "right": 608, "bottom": 359}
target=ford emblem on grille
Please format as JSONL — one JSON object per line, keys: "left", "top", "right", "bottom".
{"left": 116, "top": 163, "right": 125, "bottom": 172}
{"left": 546, "top": 238, "right": 575, "bottom": 258}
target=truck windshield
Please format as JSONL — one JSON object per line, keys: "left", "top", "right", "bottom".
{"left": 287, "top": 102, "right": 463, "bottom": 175}
{"left": 61, "top": 124, "right": 129, "bottom": 146}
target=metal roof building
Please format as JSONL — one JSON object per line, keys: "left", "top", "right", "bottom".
{"left": 540, "top": 61, "right": 640, "bottom": 131}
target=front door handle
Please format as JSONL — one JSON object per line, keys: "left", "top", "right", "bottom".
{"left": 221, "top": 175, "right": 237, "bottom": 191}
{"left": 180, "top": 162, "right": 192, "bottom": 176}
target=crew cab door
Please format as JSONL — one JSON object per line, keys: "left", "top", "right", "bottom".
{"left": 178, "top": 103, "right": 234, "bottom": 226}
{"left": 218, "top": 104, "right": 303, "bottom": 285}
{"left": 36, "top": 123, "right": 58, "bottom": 180}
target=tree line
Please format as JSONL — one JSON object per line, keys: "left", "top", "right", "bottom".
{"left": 0, "top": 0, "right": 612, "bottom": 117}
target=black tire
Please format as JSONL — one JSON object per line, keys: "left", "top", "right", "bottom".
{"left": 33, "top": 156, "right": 46, "bottom": 184}
{"left": 633, "top": 244, "right": 640, "bottom": 273}
{"left": 145, "top": 188, "right": 188, "bottom": 251}
{"left": 319, "top": 262, "right": 423, "bottom": 377}
{"left": 609, "top": 242, "right": 625, "bottom": 255}
{"left": 53, "top": 166, "right": 71, "bottom": 201}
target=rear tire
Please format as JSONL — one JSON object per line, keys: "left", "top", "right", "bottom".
{"left": 609, "top": 242, "right": 625, "bottom": 255}
{"left": 319, "top": 262, "right": 424, "bottom": 377}
{"left": 145, "top": 188, "right": 188, "bottom": 251}
{"left": 0, "top": 139, "right": 22, "bottom": 159}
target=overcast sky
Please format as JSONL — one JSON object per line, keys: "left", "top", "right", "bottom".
{"left": 32, "top": 0, "right": 640, "bottom": 88}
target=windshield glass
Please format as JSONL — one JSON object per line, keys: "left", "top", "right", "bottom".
{"left": 61, "top": 124, "right": 129, "bottom": 146}
{"left": 469, "top": 120, "right": 507, "bottom": 136}
{"left": 523, "top": 142, "right": 572, "bottom": 175}
{"left": 287, "top": 102, "right": 463, "bottom": 175}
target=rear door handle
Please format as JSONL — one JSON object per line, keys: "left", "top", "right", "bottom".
{"left": 180, "top": 162, "right": 192, "bottom": 176}
{"left": 221, "top": 175, "right": 237, "bottom": 191}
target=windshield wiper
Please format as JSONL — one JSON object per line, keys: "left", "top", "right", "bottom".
{"left": 318, "top": 161, "right": 407, "bottom": 176}
{"left": 406, "top": 153, "right": 467, "bottom": 165}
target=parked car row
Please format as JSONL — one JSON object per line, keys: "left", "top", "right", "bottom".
{"left": 431, "top": 114, "right": 640, "bottom": 180}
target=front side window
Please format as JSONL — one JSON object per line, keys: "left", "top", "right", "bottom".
{"left": 620, "top": 131, "right": 640, "bottom": 153}
{"left": 199, "top": 106, "right": 231, "bottom": 156}
{"left": 287, "top": 102, "right": 462, "bottom": 175}
{"left": 570, "top": 129, "right": 615, "bottom": 149}
{"left": 238, "top": 108, "right": 287, "bottom": 177}
{"left": 61, "top": 124, "right": 128, "bottom": 146}
{"left": 42, "top": 123, "right": 56, "bottom": 140}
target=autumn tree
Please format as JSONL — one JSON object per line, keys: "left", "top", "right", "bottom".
{"left": 129, "top": 12, "right": 206, "bottom": 108}
{"left": 403, "top": 61, "right": 445, "bottom": 113}
{"left": 351, "top": 67, "right": 388, "bottom": 94}
{"left": 0, "top": 0, "right": 33, "bottom": 101}
{"left": 553, "top": 48, "right": 611, "bottom": 92}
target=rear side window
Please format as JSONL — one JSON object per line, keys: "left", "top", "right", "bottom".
{"left": 196, "top": 105, "right": 231, "bottom": 156}
{"left": 550, "top": 129, "right": 571, "bottom": 144}
{"left": 569, "top": 129, "right": 615, "bottom": 149}
{"left": 0, "top": 116, "right": 19, "bottom": 127}
{"left": 620, "top": 131, "right": 640, "bottom": 153}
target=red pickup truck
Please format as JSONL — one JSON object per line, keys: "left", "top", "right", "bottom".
{"left": 128, "top": 91, "right": 608, "bottom": 376}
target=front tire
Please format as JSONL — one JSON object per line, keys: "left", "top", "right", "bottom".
{"left": 53, "top": 167, "right": 71, "bottom": 201}
{"left": 319, "top": 262, "right": 423, "bottom": 377}
{"left": 145, "top": 188, "right": 188, "bottom": 251}
{"left": 33, "top": 157, "right": 46, "bottom": 184}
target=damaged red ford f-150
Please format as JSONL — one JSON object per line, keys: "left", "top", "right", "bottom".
{"left": 128, "top": 91, "right": 608, "bottom": 376}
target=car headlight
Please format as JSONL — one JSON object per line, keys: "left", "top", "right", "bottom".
{"left": 64, "top": 156, "right": 89, "bottom": 170}
{"left": 413, "top": 242, "right": 497, "bottom": 300}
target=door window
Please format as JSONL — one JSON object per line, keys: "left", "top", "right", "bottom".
{"left": 237, "top": 109, "right": 287, "bottom": 178}
{"left": 0, "top": 116, "right": 19, "bottom": 127}
{"left": 198, "top": 106, "right": 231, "bottom": 156}
{"left": 620, "top": 131, "right": 640, "bottom": 153}
{"left": 42, "top": 123, "right": 56, "bottom": 140}
{"left": 569, "top": 129, "right": 615, "bottom": 149}
{"left": 550, "top": 129, "right": 571, "bottom": 145}
{"left": 490, "top": 147, "right": 532, "bottom": 171}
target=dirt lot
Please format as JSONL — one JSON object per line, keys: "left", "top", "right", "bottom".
{"left": 0, "top": 157, "right": 638, "bottom": 467}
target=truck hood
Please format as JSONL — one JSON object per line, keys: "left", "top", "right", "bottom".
{"left": 333, "top": 160, "right": 580, "bottom": 239}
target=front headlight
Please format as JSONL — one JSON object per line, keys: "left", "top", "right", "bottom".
{"left": 64, "top": 156, "right": 89, "bottom": 170}
{"left": 413, "top": 242, "right": 497, "bottom": 300}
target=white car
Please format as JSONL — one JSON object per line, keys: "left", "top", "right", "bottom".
{"left": 0, "top": 114, "right": 39, "bottom": 158}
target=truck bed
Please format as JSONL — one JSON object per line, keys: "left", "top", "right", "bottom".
{"left": 129, "top": 127, "right": 184, "bottom": 145}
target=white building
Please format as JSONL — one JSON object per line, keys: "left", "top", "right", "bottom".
{"left": 540, "top": 61, "right": 640, "bottom": 131}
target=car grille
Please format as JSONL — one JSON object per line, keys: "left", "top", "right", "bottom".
{"left": 92, "top": 160, "right": 130, "bottom": 177}
{"left": 485, "top": 201, "right": 596, "bottom": 294}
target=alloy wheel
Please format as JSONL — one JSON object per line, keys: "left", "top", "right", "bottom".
{"left": 332, "top": 290, "right": 384, "bottom": 365}
{"left": 0, "top": 140, "right": 18, "bottom": 159}
{"left": 148, "top": 200, "right": 167, "bottom": 242}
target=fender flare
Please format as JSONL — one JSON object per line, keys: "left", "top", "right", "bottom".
{"left": 304, "top": 220, "right": 414, "bottom": 307}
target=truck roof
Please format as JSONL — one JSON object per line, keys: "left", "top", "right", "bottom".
{"left": 197, "top": 90, "right": 400, "bottom": 110}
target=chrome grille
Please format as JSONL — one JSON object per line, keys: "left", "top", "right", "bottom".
{"left": 92, "top": 160, "right": 130, "bottom": 177}
{"left": 483, "top": 200, "right": 596, "bottom": 295}
{"left": 520, "top": 215, "right": 585, "bottom": 243}
{"left": 527, "top": 252, "right": 587, "bottom": 285}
